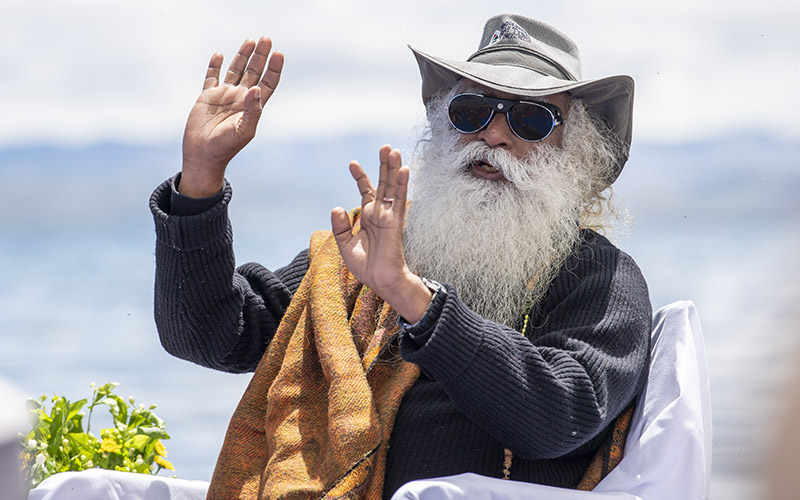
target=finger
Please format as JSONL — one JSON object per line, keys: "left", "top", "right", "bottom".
{"left": 331, "top": 207, "right": 354, "bottom": 244}
{"left": 239, "top": 87, "right": 263, "bottom": 139}
{"left": 258, "top": 50, "right": 284, "bottom": 106}
{"left": 349, "top": 161, "right": 375, "bottom": 206}
{"left": 223, "top": 39, "right": 256, "bottom": 86}
{"left": 374, "top": 145, "right": 392, "bottom": 203}
{"left": 240, "top": 36, "right": 272, "bottom": 88}
{"left": 393, "top": 166, "right": 410, "bottom": 217}
{"left": 382, "top": 148, "right": 402, "bottom": 204}
{"left": 203, "top": 53, "right": 224, "bottom": 90}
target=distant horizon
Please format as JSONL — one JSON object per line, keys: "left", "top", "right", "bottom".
{"left": 1, "top": 129, "right": 798, "bottom": 154}
{"left": 1, "top": 134, "right": 796, "bottom": 241}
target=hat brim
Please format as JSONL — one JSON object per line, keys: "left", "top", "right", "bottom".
{"left": 410, "top": 46, "right": 634, "bottom": 181}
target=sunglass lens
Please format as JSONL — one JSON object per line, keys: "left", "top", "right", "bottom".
{"left": 508, "top": 104, "right": 555, "bottom": 141}
{"left": 448, "top": 95, "right": 493, "bottom": 133}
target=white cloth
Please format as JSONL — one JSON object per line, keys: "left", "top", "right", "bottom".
{"left": 29, "top": 301, "right": 711, "bottom": 500}
{"left": 28, "top": 469, "right": 209, "bottom": 500}
{"left": 0, "top": 376, "right": 27, "bottom": 441}
{"left": 593, "top": 300, "right": 712, "bottom": 499}
{"left": 391, "top": 300, "right": 712, "bottom": 500}
{"left": 1, "top": 376, "right": 27, "bottom": 500}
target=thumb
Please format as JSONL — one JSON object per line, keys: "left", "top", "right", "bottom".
{"left": 331, "top": 207, "right": 354, "bottom": 246}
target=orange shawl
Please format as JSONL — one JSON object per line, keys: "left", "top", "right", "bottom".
{"left": 208, "top": 221, "right": 420, "bottom": 499}
{"left": 208, "top": 212, "right": 631, "bottom": 499}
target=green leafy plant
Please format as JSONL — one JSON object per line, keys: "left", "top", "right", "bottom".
{"left": 18, "top": 382, "right": 174, "bottom": 490}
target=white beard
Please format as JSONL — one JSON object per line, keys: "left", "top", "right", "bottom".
{"left": 403, "top": 97, "right": 613, "bottom": 328}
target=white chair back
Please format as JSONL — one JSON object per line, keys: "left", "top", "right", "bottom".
{"left": 594, "top": 300, "right": 712, "bottom": 499}
{"left": 391, "top": 300, "right": 713, "bottom": 500}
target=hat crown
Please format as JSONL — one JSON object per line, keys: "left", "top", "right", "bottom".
{"left": 469, "top": 14, "right": 582, "bottom": 81}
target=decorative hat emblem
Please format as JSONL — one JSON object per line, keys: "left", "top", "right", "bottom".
{"left": 488, "top": 21, "right": 532, "bottom": 45}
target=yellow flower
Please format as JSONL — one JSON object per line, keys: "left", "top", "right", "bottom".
{"left": 154, "top": 440, "right": 167, "bottom": 457}
{"left": 100, "top": 437, "right": 122, "bottom": 454}
{"left": 18, "top": 452, "right": 32, "bottom": 472}
{"left": 154, "top": 455, "right": 174, "bottom": 471}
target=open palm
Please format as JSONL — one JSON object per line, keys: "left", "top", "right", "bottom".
{"left": 332, "top": 146, "right": 410, "bottom": 291}
{"left": 331, "top": 146, "right": 433, "bottom": 323}
{"left": 180, "top": 36, "right": 284, "bottom": 198}
{"left": 183, "top": 84, "right": 258, "bottom": 169}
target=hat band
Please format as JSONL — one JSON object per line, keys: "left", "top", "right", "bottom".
{"left": 468, "top": 48, "right": 575, "bottom": 81}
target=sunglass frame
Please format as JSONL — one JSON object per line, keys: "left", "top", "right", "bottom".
{"left": 447, "top": 92, "right": 564, "bottom": 142}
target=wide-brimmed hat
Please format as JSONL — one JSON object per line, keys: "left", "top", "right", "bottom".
{"left": 410, "top": 14, "right": 634, "bottom": 180}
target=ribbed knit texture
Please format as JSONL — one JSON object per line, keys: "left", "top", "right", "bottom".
{"left": 150, "top": 178, "right": 307, "bottom": 373}
{"left": 390, "top": 231, "right": 651, "bottom": 492}
{"left": 150, "top": 178, "right": 652, "bottom": 498}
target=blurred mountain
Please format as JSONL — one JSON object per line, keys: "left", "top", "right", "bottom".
{"left": 618, "top": 135, "right": 800, "bottom": 224}
{"left": 0, "top": 135, "right": 797, "bottom": 231}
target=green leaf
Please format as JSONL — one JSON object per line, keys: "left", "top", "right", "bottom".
{"left": 46, "top": 411, "right": 65, "bottom": 456}
{"left": 127, "top": 434, "right": 151, "bottom": 449}
{"left": 146, "top": 412, "right": 166, "bottom": 429}
{"left": 97, "top": 397, "right": 120, "bottom": 414}
{"left": 127, "top": 411, "right": 143, "bottom": 429}
{"left": 67, "top": 399, "right": 87, "bottom": 421}
{"left": 137, "top": 427, "right": 170, "bottom": 440}
{"left": 66, "top": 432, "right": 96, "bottom": 458}
{"left": 98, "top": 394, "right": 128, "bottom": 423}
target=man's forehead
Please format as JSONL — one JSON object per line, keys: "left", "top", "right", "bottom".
{"left": 454, "top": 79, "right": 571, "bottom": 106}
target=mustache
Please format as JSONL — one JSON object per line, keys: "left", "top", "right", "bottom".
{"left": 451, "top": 141, "right": 557, "bottom": 191}
{"left": 454, "top": 142, "right": 518, "bottom": 175}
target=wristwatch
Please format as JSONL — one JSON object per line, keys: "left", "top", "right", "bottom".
{"left": 397, "top": 277, "right": 447, "bottom": 331}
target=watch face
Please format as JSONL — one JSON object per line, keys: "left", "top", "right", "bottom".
{"left": 421, "top": 277, "right": 445, "bottom": 294}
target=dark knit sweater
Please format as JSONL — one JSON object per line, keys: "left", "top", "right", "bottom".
{"left": 150, "top": 177, "right": 652, "bottom": 498}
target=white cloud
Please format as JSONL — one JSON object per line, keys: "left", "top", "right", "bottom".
{"left": 1, "top": 0, "right": 798, "bottom": 147}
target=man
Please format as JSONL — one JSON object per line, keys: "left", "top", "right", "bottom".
{"left": 150, "top": 14, "right": 651, "bottom": 500}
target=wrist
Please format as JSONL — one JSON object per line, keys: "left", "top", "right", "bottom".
{"left": 381, "top": 272, "right": 433, "bottom": 324}
{"left": 179, "top": 161, "right": 226, "bottom": 199}
{"left": 398, "top": 278, "right": 447, "bottom": 331}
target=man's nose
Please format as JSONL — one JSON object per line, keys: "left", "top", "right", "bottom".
{"left": 477, "top": 113, "right": 514, "bottom": 148}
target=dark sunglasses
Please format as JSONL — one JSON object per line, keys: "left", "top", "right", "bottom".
{"left": 447, "top": 93, "right": 564, "bottom": 142}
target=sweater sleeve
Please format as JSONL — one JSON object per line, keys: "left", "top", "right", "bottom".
{"left": 398, "top": 234, "right": 652, "bottom": 460}
{"left": 149, "top": 177, "right": 309, "bottom": 373}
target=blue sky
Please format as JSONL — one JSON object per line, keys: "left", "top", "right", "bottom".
{"left": 2, "top": 0, "right": 798, "bottom": 148}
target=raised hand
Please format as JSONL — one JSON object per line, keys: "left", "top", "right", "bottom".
{"left": 331, "top": 145, "right": 433, "bottom": 323}
{"left": 180, "top": 37, "right": 284, "bottom": 198}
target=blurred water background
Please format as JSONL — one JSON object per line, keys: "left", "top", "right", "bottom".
{"left": 3, "top": 0, "right": 800, "bottom": 496}
{"left": 1, "top": 134, "right": 798, "bottom": 498}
